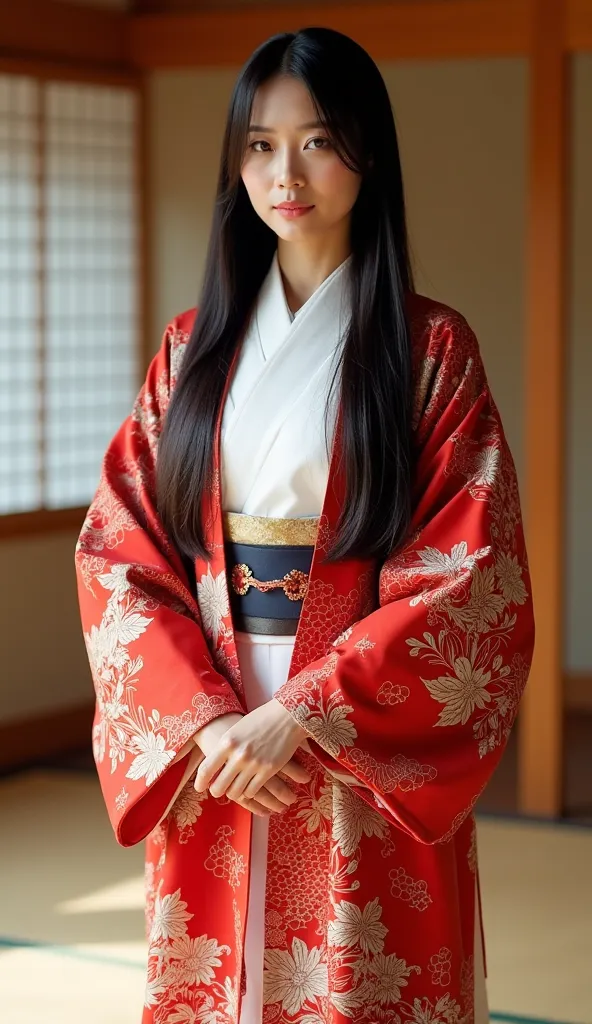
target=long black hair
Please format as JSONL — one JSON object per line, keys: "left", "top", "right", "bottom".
{"left": 156, "top": 27, "right": 415, "bottom": 563}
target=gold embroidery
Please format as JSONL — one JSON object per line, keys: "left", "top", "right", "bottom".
{"left": 223, "top": 512, "right": 319, "bottom": 546}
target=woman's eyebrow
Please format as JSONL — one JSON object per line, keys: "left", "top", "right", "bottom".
{"left": 247, "top": 120, "right": 324, "bottom": 132}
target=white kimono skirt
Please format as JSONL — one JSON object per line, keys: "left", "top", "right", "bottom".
{"left": 219, "top": 251, "right": 489, "bottom": 1024}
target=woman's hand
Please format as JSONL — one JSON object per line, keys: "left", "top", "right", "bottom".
{"left": 194, "top": 700, "right": 310, "bottom": 811}
{"left": 193, "top": 713, "right": 269, "bottom": 816}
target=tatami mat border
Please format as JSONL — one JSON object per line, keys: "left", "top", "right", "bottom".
{"left": 0, "top": 935, "right": 145, "bottom": 970}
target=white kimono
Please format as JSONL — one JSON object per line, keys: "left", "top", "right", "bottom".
{"left": 220, "top": 250, "right": 353, "bottom": 1024}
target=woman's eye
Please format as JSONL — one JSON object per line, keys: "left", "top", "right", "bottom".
{"left": 248, "top": 137, "right": 330, "bottom": 153}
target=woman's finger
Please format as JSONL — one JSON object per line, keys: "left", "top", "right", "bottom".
{"left": 208, "top": 759, "right": 243, "bottom": 799}
{"left": 236, "top": 796, "right": 271, "bottom": 817}
{"left": 248, "top": 773, "right": 297, "bottom": 807}
{"left": 246, "top": 783, "right": 287, "bottom": 814}
{"left": 194, "top": 742, "right": 233, "bottom": 792}
{"left": 226, "top": 768, "right": 258, "bottom": 804}
{"left": 279, "top": 758, "right": 311, "bottom": 784}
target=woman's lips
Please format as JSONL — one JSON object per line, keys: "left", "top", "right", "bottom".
{"left": 274, "top": 205, "right": 315, "bottom": 219}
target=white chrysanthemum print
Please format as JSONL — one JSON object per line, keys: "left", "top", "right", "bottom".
{"left": 329, "top": 898, "right": 388, "bottom": 954}
{"left": 423, "top": 656, "right": 492, "bottom": 727}
{"left": 150, "top": 888, "right": 192, "bottom": 942}
{"left": 296, "top": 786, "right": 332, "bottom": 833}
{"left": 144, "top": 975, "right": 166, "bottom": 1008}
{"left": 332, "top": 782, "right": 387, "bottom": 856}
{"left": 85, "top": 620, "right": 118, "bottom": 676}
{"left": 450, "top": 565, "right": 505, "bottom": 632}
{"left": 495, "top": 552, "right": 528, "bottom": 605}
{"left": 408, "top": 542, "right": 487, "bottom": 608}
{"left": 401, "top": 992, "right": 462, "bottom": 1022}
{"left": 304, "top": 703, "right": 357, "bottom": 757}
{"left": 167, "top": 933, "right": 230, "bottom": 986}
{"left": 97, "top": 562, "right": 133, "bottom": 597}
{"left": 126, "top": 729, "right": 176, "bottom": 785}
{"left": 369, "top": 951, "right": 414, "bottom": 1005}
{"left": 220, "top": 975, "right": 239, "bottom": 1021}
{"left": 263, "top": 937, "right": 328, "bottom": 1015}
{"left": 196, "top": 567, "right": 229, "bottom": 644}
{"left": 472, "top": 443, "right": 500, "bottom": 486}
{"left": 109, "top": 602, "right": 153, "bottom": 646}
{"left": 417, "top": 542, "right": 475, "bottom": 577}
{"left": 164, "top": 1004, "right": 199, "bottom": 1023}
{"left": 173, "top": 782, "right": 208, "bottom": 830}
{"left": 104, "top": 679, "right": 129, "bottom": 723}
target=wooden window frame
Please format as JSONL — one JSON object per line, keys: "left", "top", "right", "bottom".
{"left": 0, "top": 57, "right": 149, "bottom": 541}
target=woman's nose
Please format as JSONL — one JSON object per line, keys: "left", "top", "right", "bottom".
{"left": 274, "top": 150, "right": 304, "bottom": 189}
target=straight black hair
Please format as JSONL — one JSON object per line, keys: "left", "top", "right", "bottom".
{"left": 156, "top": 27, "right": 415, "bottom": 563}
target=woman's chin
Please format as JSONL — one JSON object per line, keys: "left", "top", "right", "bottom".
{"left": 270, "top": 218, "right": 324, "bottom": 242}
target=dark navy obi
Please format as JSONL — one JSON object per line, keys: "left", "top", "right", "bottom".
{"left": 223, "top": 513, "right": 319, "bottom": 635}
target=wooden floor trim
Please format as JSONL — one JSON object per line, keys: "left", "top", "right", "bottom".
{"left": 0, "top": 703, "right": 94, "bottom": 773}
{"left": 565, "top": 673, "right": 592, "bottom": 713}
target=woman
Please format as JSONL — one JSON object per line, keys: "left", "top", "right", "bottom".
{"left": 75, "top": 27, "right": 535, "bottom": 1024}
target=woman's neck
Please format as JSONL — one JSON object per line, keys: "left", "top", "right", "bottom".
{"left": 276, "top": 235, "right": 351, "bottom": 314}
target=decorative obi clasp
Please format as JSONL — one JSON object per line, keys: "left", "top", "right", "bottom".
{"left": 231, "top": 565, "right": 309, "bottom": 602}
{"left": 223, "top": 513, "right": 319, "bottom": 636}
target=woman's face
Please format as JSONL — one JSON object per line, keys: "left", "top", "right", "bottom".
{"left": 241, "top": 75, "right": 362, "bottom": 243}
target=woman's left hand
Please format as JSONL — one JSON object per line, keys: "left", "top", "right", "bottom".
{"left": 194, "top": 699, "right": 310, "bottom": 806}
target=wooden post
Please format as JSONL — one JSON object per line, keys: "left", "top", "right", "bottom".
{"left": 519, "top": 0, "right": 569, "bottom": 816}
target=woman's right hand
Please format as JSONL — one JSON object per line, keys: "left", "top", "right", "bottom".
{"left": 193, "top": 713, "right": 302, "bottom": 817}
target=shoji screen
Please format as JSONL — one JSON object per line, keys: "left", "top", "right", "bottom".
{"left": 0, "top": 73, "right": 140, "bottom": 515}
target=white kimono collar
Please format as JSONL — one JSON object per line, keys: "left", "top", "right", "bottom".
{"left": 255, "top": 249, "right": 352, "bottom": 362}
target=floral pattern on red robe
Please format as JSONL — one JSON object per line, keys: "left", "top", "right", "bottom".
{"left": 75, "top": 292, "right": 535, "bottom": 1024}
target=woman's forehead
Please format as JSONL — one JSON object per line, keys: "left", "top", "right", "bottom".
{"left": 249, "top": 77, "right": 319, "bottom": 129}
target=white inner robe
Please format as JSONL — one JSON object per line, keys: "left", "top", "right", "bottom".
{"left": 218, "top": 249, "right": 488, "bottom": 1023}
{"left": 221, "top": 250, "right": 352, "bottom": 1023}
{"left": 221, "top": 249, "right": 351, "bottom": 519}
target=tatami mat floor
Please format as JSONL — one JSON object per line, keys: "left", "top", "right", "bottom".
{"left": 0, "top": 771, "right": 590, "bottom": 1024}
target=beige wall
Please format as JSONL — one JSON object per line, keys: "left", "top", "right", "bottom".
{"left": 382, "top": 59, "right": 527, "bottom": 481}
{"left": 0, "top": 533, "right": 91, "bottom": 721}
{"left": 1, "top": 54, "right": 589, "bottom": 727}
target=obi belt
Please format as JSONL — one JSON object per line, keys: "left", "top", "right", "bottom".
{"left": 223, "top": 512, "right": 319, "bottom": 635}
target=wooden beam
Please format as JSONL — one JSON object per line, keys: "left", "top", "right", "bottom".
{"left": 0, "top": 55, "right": 140, "bottom": 88}
{"left": 0, "top": 0, "right": 130, "bottom": 70}
{"left": 519, "top": 0, "right": 569, "bottom": 817}
{"left": 129, "top": 0, "right": 531, "bottom": 69}
{"left": 567, "top": 0, "right": 592, "bottom": 51}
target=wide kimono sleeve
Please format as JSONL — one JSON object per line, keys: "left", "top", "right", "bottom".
{"left": 74, "top": 318, "right": 244, "bottom": 847}
{"left": 275, "top": 311, "right": 535, "bottom": 844}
